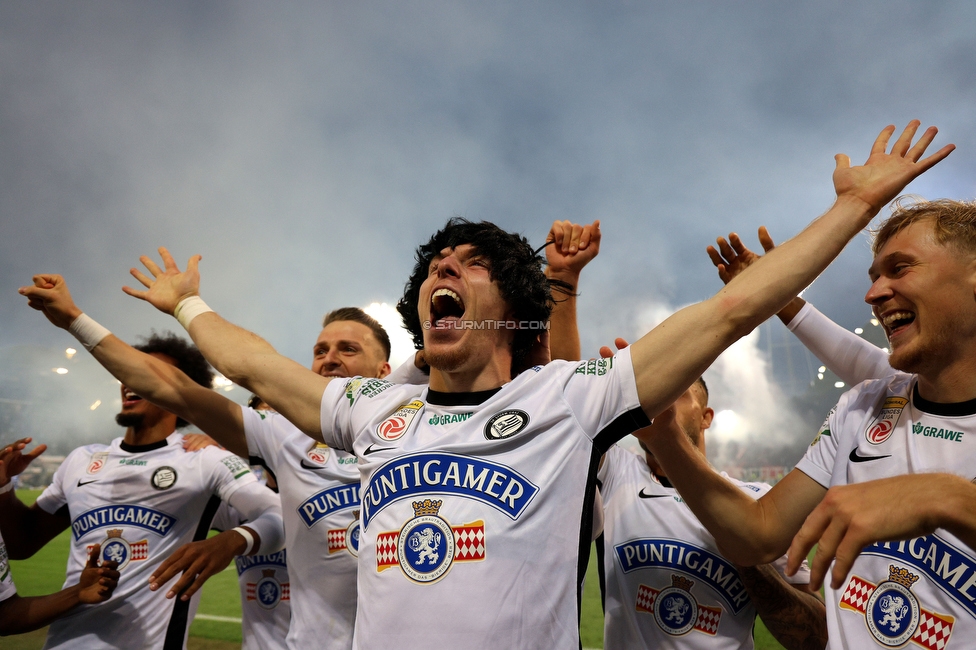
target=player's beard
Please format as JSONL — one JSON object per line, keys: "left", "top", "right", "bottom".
{"left": 116, "top": 412, "right": 145, "bottom": 429}
{"left": 887, "top": 319, "right": 955, "bottom": 377}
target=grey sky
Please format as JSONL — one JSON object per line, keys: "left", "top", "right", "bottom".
{"left": 2, "top": 2, "right": 975, "bottom": 455}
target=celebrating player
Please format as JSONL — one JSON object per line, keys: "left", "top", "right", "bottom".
{"left": 596, "top": 361, "right": 827, "bottom": 649}
{"left": 101, "top": 122, "right": 949, "bottom": 647}
{"left": 0, "top": 441, "right": 120, "bottom": 637}
{"left": 0, "top": 331, "right": 283, "bottom": 650}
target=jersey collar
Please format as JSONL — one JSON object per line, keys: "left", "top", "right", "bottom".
{"left": 913, "top": 382, "right": 976, "bottom": 417}
{"left": 427, "top": 387, "right": 502, "bottom": 406}
{"left": 119, "top": 437, "right": 171, "bottom": 453}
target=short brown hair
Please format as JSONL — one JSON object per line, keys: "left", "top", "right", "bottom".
{"left": 322, "top": 307, "right": 391, "bottom": 361}
{"left": 873, "top": 198, "right": 976, "bottom": 256}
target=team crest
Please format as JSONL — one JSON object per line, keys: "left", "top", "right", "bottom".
{"left": 865, "top": 396, "right": 909, "bottom": 445}
{"left": 246, "top": 569, "right": 290, "bottom": 610}
{"left": 484, "top": 410, "right": 529, "bottom": 440}
{"left": 840, "top": 565, "right": 954, "bottom": 649}
{"left": 376, "top": 400, "right": 424, "bottom": 441}
{"left": 151, "top": 466, "right": 177, "bottom": 490}
{"left": 306, "top": 442, "right": 331, "bottom": 466}
{"left": 636, "top": 574, "right": 721, "bottom": 636}
{"left": 375, "top": 499, "right": 485, "bottom": 584}
{"left": 87, "top": 452, "right": 109, "bottom": 474}
{"left": 89, "top": 529, "right": 148, "bottom": 570}
{"left": 328, "top": 512, "right": 361, "bottom": 557}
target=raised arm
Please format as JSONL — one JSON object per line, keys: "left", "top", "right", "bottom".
{"left": 18, "top": 275, "right": 250, "bottom": 457}
{"left": 119, "top": 250, "right": 330, "bottom": 438}
{"left": 0, "top": 439, "right": 69, "bottom": 559}
{"left": 708, "top": 228, "right": 893, "bottom": 386}
{"left": 634, "top": 122, "right": 952, "bottom": 563}
{"left": 544, "top": 219, "right": 601, "bottom": 362}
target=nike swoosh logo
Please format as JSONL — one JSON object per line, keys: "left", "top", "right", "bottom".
{"left": 363, "top": 444, "right": 396, "bottom": 456}
{"left": 77, "top": 479, "right": 98, "bottom": 487}
{"left": 638, "top": 488, "right": 671, "bottom": 499}
{"left": 849, "top": 448, "right": 891, "bottom": 463}
{"left": 300, "top": 460, "right": 328, "bottom": 471}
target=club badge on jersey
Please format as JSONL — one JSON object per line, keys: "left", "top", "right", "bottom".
{"left": 866, "top": 396, "right": 910, "bottom": 445}
{"left": 328, "top": 512, "right": 361, "bottom": 557}
{"left": 88, "top": 529, "right": 149, "bottom": 571}
{"left": 375, "top": 499, "right": 485, "bottom": 584}
{"left": 636, "top": 574, "right": 721, "bottom": 637}
{"left": 840, "top": 565, "right": 953, "bottom": 649}
{"left": 376, "top": 401, "right": 424, "bottom": 441}
{"left": 246, "top": 569, "right": 290, "bottom": 610}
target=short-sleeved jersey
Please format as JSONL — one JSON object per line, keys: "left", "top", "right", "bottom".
{"left": 795, "top": 372, "right": 976, "bottom": 649}
{"left": 0, "top": 528, "right": 16, "bottom": 603}
{"left": 598, "top": 445, "right": 809, "bottom": 650}
{"left": 35, "top": 433, "right": 256, "bottom": 650}
{"left": 242, "top": 407, "right": 359, "bottom": 650}
{"left": 319, "top": 349, "right": 650, "bottom": 649}
{"left": 211, "top": 502, "right": 289, "bottom": 650}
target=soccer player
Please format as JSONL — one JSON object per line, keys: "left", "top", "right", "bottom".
{"left": 596, "top": 371, "right": 826, "bottom": 649}
{"left": 0, "top": 332, "right": 284, "bottom": 650}
{"left": 637, "top": 203, "right": 976, "bottom": 648}
{"left": 89, "top": 123, "right": 952, "bottom": 647}
{"left": 0, "top": 440, "right": 121, "bottom": 637}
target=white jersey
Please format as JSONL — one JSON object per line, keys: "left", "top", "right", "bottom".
{"left": 0, "top": 528, "right": 16, "bottom": 603}
{"left": 319, "top": 348, "right": 649, "bottom": 649}
{"left": 35, "top": 433, "right": 257, "bottom": 650}
{"left": 796, "top": 372, "right": 976, "bottom": 649}
{"left": 598, "top": 445, "right": 808, "bottom": 649}
{"left": 211, "top": 503, "right": 289, "bottom": 650}
{"left": 242, "top": 407, "right": 360, "bottom": 650}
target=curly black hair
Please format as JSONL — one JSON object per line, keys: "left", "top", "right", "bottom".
{"left": 135, "top": 332, "right": 214, "bottom": 428}
{"left": 396, "top": 218, "right": 553, "bottom": 376}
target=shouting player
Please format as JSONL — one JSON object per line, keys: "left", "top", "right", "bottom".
{"left": 65, "top": 123, "right": 951, "bottom": 647}
{"left": 0, "top": 332, "right": 283, "bottom": 650}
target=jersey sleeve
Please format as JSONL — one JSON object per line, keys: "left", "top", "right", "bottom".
{"left": 203, "top": 447, "right": 259, "bottom": 502}
{"left": 386, "top": 357, "right": 430, "bottom": 386}
{"left": 787, "top": 301, "right": 895, "bottom": 387}
{"left": 0, "top": 532, "right": 16, "bottom": 602}
{"left": 209, "top": 501, "right": 244, "bottom": 532}
{"left": 320, "top": 377, "right": 412, "bottom": 451}
{"left": 793, "top": 403, "right": 841, "bottom": 489}
{"left": 559, "top": 346, "right": 651, "bottom": 450}
{"left": 768, "top": 554, "right": 813, "bottom": 585}
{"left": 597, "top": 445, "right": 631, "bottom": 502}
{"left": 34, "top": 448, "right": 78, "bottom": 515}
{"left": 241, "top": 407, "right": 287, "bottom": 472}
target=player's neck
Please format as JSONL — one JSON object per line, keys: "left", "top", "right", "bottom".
{"left": 915, "top": 357, "right": 976, "bottom": 403}
{"left": 428, "top": 356, "right": 511, "bottom": 393}
{"left": 123, "top": 423, "right": 176, "bottom": 448}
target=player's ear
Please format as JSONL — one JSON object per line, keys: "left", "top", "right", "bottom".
{"left": 701, "top": 407, "right": 714, "bottom": 431}
{"left": 377, "top": 362, "right": 392, "bottom": 379}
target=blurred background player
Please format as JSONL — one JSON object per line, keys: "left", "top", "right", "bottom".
{"left": 0, "top": 323, "right": 283, "bottom": 650}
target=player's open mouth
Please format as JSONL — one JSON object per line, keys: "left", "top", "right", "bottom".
{"left": 881, "top": 310, "right": 915, "bottom": 337}
{"left": 431, "top": 288, "right": 465, "bottom": 325}
{"left": 122, "top": 389, "right": 144, "bottom": 408}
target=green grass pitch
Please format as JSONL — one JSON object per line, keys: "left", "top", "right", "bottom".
{"left": 6, "top": 489, "right": 790, "bottom": 649}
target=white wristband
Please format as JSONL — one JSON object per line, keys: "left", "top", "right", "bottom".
{"left": 0, "top": 481, "right": 14, "bottom": 494}
{"left": 232, "top": 526, "right": 255, "bottom": 555}
{"left": 68, "top": 314, "right": 112, "bottom": 351}
{"left": 174, "top": 296, "right": 213, "bottom": 330}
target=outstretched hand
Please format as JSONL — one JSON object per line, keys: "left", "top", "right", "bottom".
{"left": 122, "top": 247, "right": 202, "bottom": 315}
{"left": 149, "top": 530, "right": 247, "bottom": 600}
{"left": 706, "top": 227, "right": 776, "bottom": 285}
{"left": 545, "top": 220, "right": 602, "bottom": 276}
{"left": 0, "top": 438, "right": 47, "bottom": 488}
{"left": 787, "top": 473, "right": 969, "bottom": 591}
{"left": 832, "top": 121, "right": 954, "bottom": 214}
{"left": 18, "top": 274, "right": 84, "bottom": 329}
{"left": 77, "top": 544, "right": 121, "bottom": 604}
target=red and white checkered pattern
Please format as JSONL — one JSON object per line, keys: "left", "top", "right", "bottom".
{"left": 839, "top": 574, "right": 955, "bottom": 650}
{"left": 328, "top": 528, "right": 347, "bottom": 553}
{"left": 635, "top": 584, "right": 658, "bottom": 613}
{"left": 130, "top": 540, "right": 148, "bottom": 561}
{"left": 453, "top": 522, "right": 485, "bottom": 561}
{"left": 694, "top": 604, "right": 722, "bottom": 635}
{"left": 376, "top": 531, "right": 399, "bottom": 571}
